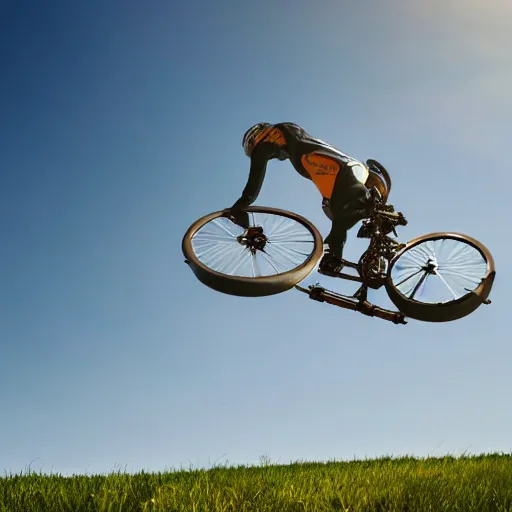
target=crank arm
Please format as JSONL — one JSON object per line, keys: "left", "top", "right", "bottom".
{"left": 317, "top": 269, "right": 363, "bottom": 283}
{"left": 339, "top": 258, "right": 359, "bottom": 269}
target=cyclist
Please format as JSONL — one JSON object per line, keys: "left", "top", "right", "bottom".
{"left": 227, "top": 122, "right": 391, "bottom": 273}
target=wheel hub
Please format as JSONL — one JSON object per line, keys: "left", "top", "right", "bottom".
{"left": 422, "top": 258, "right": 438, "bottom": 274}
{"left": 237, "top": 226, "right": 267, "bottom": 254}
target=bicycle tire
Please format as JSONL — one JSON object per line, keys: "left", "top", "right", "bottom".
{"left": 385, "top": 232, "right": 495, "bottom": 322}
{"left": 182, "top": 206, "right": 324, "bottom": 297}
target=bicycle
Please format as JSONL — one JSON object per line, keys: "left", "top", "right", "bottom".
{"left": 182, "top": 190, "right": 495, "bottom": 325}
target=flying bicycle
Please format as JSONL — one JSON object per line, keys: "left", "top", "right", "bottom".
{"left": 181, "top": 189, "right": 495, "bottom": 325}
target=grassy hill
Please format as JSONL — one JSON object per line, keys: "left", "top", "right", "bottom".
{"left": 2, "top": 453, "right": 512, "bottom": 511}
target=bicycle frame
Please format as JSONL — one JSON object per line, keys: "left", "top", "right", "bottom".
{"left": 296, "top": 191, "right": 410, "bottom": 324}
{"left": 322, "top": 193, "right": 408, "bottom": 297}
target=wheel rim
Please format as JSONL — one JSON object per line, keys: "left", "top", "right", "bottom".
{"left": 389, "top": 236, "right": 490, "bottom": 305}
{"left": 190, "top": 211, "right": 318, "bottom": 278}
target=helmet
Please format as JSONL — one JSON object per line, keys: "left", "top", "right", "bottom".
{"left": 365, "top": 159, "right": 392, "bottom": 203}
{"left": 242, "top": 122, "right": 272, "bottom": 156}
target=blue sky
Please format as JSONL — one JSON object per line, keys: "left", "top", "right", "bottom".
{"left": 1, "top": 0, "right": 511, "bottom": 476}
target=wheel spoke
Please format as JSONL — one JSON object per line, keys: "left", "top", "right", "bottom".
{"left": 265, "top": 241, "right": 303, "bottom": 267}
{"left": 395, "top": 267, "right": 424, "bottom": 288}
{"left": 195, "top": 241, "right": 232, "bottom": 262}
{"left": 433, "top": 270, "right": 458, "bottom": 300}
{"left": 268, "top": 241, "right": 311, "bottom": 258}
{"left": 260, "top": 248, "right": 284, "bottom": 274}
{"left": 229, "top": 248, "right": 253, "bottom": 276}
{"left": 438, "top": 267, "right": 485, "bottom": 284}
{"left": 255, "top": 253, "right": 264, "bottom": 277}
{"left": 439, "top": 262, "right": 485, "bottom": 271}
{"left": 401, "top": 250, "right": 428, "bottom": 269}
{"left": 268, "top": 215, "right": 292, "bottom": 237}
{"left": 415, "top": 243, "right": 434, "bottom": 262}
{"left": 409, "top": 271, "right": 428, "bottom": 300}
{"left": 445, "top": 240, "right": 470, "bottom": 263}
{"left": 251, "top": 253, "right": 262, "bottom": 277}
{"left": 268, "top": 239, "right": 314, "bottom": 244}
{"left": 268, "top": 229, "right": 311, "bottom": 242}
{"left": 211, "top": 218, "right": 240, "bottom": 237}
{"left": 216, "top": 245, "right": 247, "bottom": 274}
{"left": 209, "top": 245, "right": 242, "bottom": 272}
{"left": 194, "top": 233, "right": 236, "bottom": 244}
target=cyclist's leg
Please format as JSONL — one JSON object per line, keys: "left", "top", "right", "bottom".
{"left": 321, "top": 198, "right": 333, "bottom": 220}
{"left": 324, "top": 196, "right": 367, "bottom": 255}
{"left": 321, "top": 173, "right": 369, "bottom": 269}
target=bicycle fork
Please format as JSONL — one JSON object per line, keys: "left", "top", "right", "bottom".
{"left": 295, "top": 284, "right": 407, "bottom": 325}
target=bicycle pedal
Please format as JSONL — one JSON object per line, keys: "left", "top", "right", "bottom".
{"left": 340, "top": 258, "right": 358, "bottom": 269}
{"left": 318, "top": 268, "right": 343, "bottom": 278}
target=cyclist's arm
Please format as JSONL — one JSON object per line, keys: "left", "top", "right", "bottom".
{"left": 232, "top": 151, "right": 268, "bottom": 209}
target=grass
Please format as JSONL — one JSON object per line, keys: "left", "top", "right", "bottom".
{"left": 1, "top": 453, "right": 512, "bottom": 511}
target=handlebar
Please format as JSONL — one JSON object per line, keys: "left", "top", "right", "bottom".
{"left": 359, "top": 302, "right": 407, "bottom": 324}
{"left": 296, "top": 285, "right": 407, "bottom": 325}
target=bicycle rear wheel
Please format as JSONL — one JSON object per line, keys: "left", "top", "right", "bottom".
{"left": 386, "top": 232, "right": 495, "bottom": 322}
{"left": 182, "top": 206, "right": 323, "bottom": 297}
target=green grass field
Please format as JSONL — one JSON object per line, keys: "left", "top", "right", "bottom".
{"left": 2, "top": 453, "right": 512, "bottom": 511}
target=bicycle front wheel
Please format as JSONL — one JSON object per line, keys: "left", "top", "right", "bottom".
{"left": 182, "top": 206, "right": 323, "bottom": 297}
{"left": 386, "top": 233, "right": 495, "bottom": 322}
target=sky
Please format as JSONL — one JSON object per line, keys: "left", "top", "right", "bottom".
{"left": 1, "top": 0, "right": 511, "bottom": 476}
